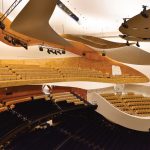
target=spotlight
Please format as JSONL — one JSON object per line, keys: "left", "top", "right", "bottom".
{"left": 56, "top": 50, "right": 61, "bottom": 55}
{"left": 49, "top": 49, "right": 54, "bottom": 54}
{"left": 47, "top": 49, "right": 51, "bottom": 54}
{"left": 39, "top": 46, "right": 43, "bottom": 51}
{"left": 4, "top": 35, "right": 11, "bottom": 43}
{"left": 20, "top": 42, "right": 28, "bottom": 50}
{"left": 122, "top": 18, "right": 128, "bottom": 28}
{"left": 136, "top": 41, "right": 140, "bottom": 47}
{"left": 126, "top": 40, "right": 130, "bottom": 46}
{"left": 62, "top": 50, "right": 66, "bottom": 54}
{"left": 57, "top": 0, "right": 79, "bottom": 22}
{"left": 82, "top": 52, "right": 86, "bottom": 56}
{"left": 23, "top": 43, "right": 28, "bottom": 50}
{"left": 14, "top": 39, "right": 21, "bottom": 45}
{"left": 0, "top": 21, "right": 5, "bottom": 30}
{"left": 11, "top": 38, "right": 17, "bottom": 46}
{"left": 102, "top": 51, "right": 106, "bottom": 56}
{"left": 53, "top": 50, "right": 58, "bottom": 55}
{"left": 4, "top": 35, "right": 8, "bottom": 41}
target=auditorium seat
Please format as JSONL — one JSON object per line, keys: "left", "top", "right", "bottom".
{"left": 5, "top": 97, "right": 32, "bottom": 106}
{"left": 0, "top": 111, "right": 25, "bottom": 139}
{"left": 0, "top": 61, "right": 146, "bottom": 88}
{"left": 5, "top": 109, "right": 150, "bottom": 150}
{"left": 7, "top": 126, "right": 69, "bottom": 150}
{"left": 101, "top": 92, "right": 150, "bottom": 116}
{"left": 0, "top": 107, "right": 8, "bottom": 113}
{"left": 52, "top": 92, "right": 86, "bottom": 110}
{"left": 13, "top": 98, "right": 59, "bottom": 120}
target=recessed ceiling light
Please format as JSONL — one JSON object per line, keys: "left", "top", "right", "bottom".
{"left": 144, "top": 27, "right": 149, "bottom": 30}
{"left": 132, "top": 27, "right": 137, "bottom": 30}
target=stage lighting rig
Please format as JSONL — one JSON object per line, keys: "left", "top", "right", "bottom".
{"left": 39, "top": 46, "right": 66, "bottom": 55}
{"left": 3, "top": 34, "right": 28, "bottom": 49}
{"left": 57, "top": 0, "right": 79, "bottom": 22}
{"left": 4, "top": 35, "right": 12, "bottom": 43}
{"left": 11, "top": 38, "right": 19, "bottom": 46}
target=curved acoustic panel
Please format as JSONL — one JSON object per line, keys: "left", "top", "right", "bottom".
{"left": 11, "top": 0, "right": 70, "bottom": 46}
{"left": 62, "top": 34, "right": 127, "bottom": 49}
{"left": 0, "top": 12, "right": 102, "bottom": 58}
{"left": 119, "top": 9, "right": 150, "bottom": 41}
{"left": 119, "top": 35, "right": 146, "bottom": 42}
{"left": 106, "top": 46, "right": 150, "bottom": 65}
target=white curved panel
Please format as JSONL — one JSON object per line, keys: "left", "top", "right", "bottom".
{"left": 87, "top": 92, "right": 150, "bottom": 132}
{"left": 11, "top": 0, "right": 70, "bottom": 46}
{"left": 106, "top": 46, "right": 150, "bottom": 65}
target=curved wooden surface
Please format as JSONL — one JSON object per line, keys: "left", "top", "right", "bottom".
{"left": 11, "top": 0, "right": 70, "bottom": 46}
{"left": 106, "top": 46, "right": 150, "bottom": 65}
{"left": 0, "top": 12, "right": 120, "bottom": 61}
{"left": 0, "top": 58, "right": 147, "bottom": 89}
{"left": 0, "top": 9, "right": 149, "bottom": 83}
{"left": 119, "top": 9, "right": 150, "bottom": 41}
{"left": 0, "top": 16, "right": 149, "bottom": 84}
{"left": 119, "top": 35, "right": 147, "bottom": 42}
{"left": 1, "top": 12, "right": 102, "bottom": 57}
{"left": 62, "top": 34, "right": 127, "bottom": 49}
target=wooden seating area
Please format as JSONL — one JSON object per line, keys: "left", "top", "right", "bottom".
{"left": 0, "top": 90, "right": 88, "bottom": 120}
{"left": 0, "top": 85, "right": 50, "bottom": 113}
{"left": 6, "top": 64, "right": 62, "bottom": 80}
{"left": 47, "top": 57, "right": 148, "bottom": 83}
{"left": 0, "top": 87, "right": 96, "bottom": 147}
{"left": 0, "top": 57, "right": 147, "bottom": 88}
{"left": 0, "top": 93, "right": 50, "bottom": 114}
{"left": 0, "top": 65, "right": 19, "bottom": 81}
{"left": 52, "top": 92, "right": 85, "bottom": 106}
{"left": 101, "top": 92, "right": 150, "bottom": 116}
{"left": 57, "top": 67, "right": 104, "bottom": 78}
{"left": 0, "top": 85, "right": 91, "bottom": 120}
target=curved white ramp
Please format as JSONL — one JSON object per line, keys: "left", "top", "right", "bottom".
{"left": 87, "top": 92, "right": 150, "bottom": 132}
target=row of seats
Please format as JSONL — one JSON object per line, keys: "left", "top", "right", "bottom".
{"left": 0, "top": 65, "right": 19, "bottom": 81}
{"left": 0, "top": 111, "right": 25, "bottom": 140}
{"left": 7, "top": 110, "right": 150, "bottom": 150}
{"left": 101, "top": 92, "right": 150, "bottom": 116}
{"left": 57, "top": 67, "right": 143, "bottom": 79}
{"left": 0, "top": 61, "right": 145, "bottom": 87}
{"left": 0, "top": 94, "right": 50, "bottom": 113}
{"left": 0, "top": 91, "right": 94, "bottom": 147}
{"left": 7, "top": 64, "right": 62, "bottom": 80}
{"left": 51, "top": 92, "right": 86, "bottom": 107}
{"left": 0, "top": 91, "right": 87, "bottom": 115}
{"left": 13, "top": 98, "right": 59, "bottom": 120}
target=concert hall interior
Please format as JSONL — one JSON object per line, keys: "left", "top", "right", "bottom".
{"left": 1, "top": 0, "right": 150, "bottom": 150}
